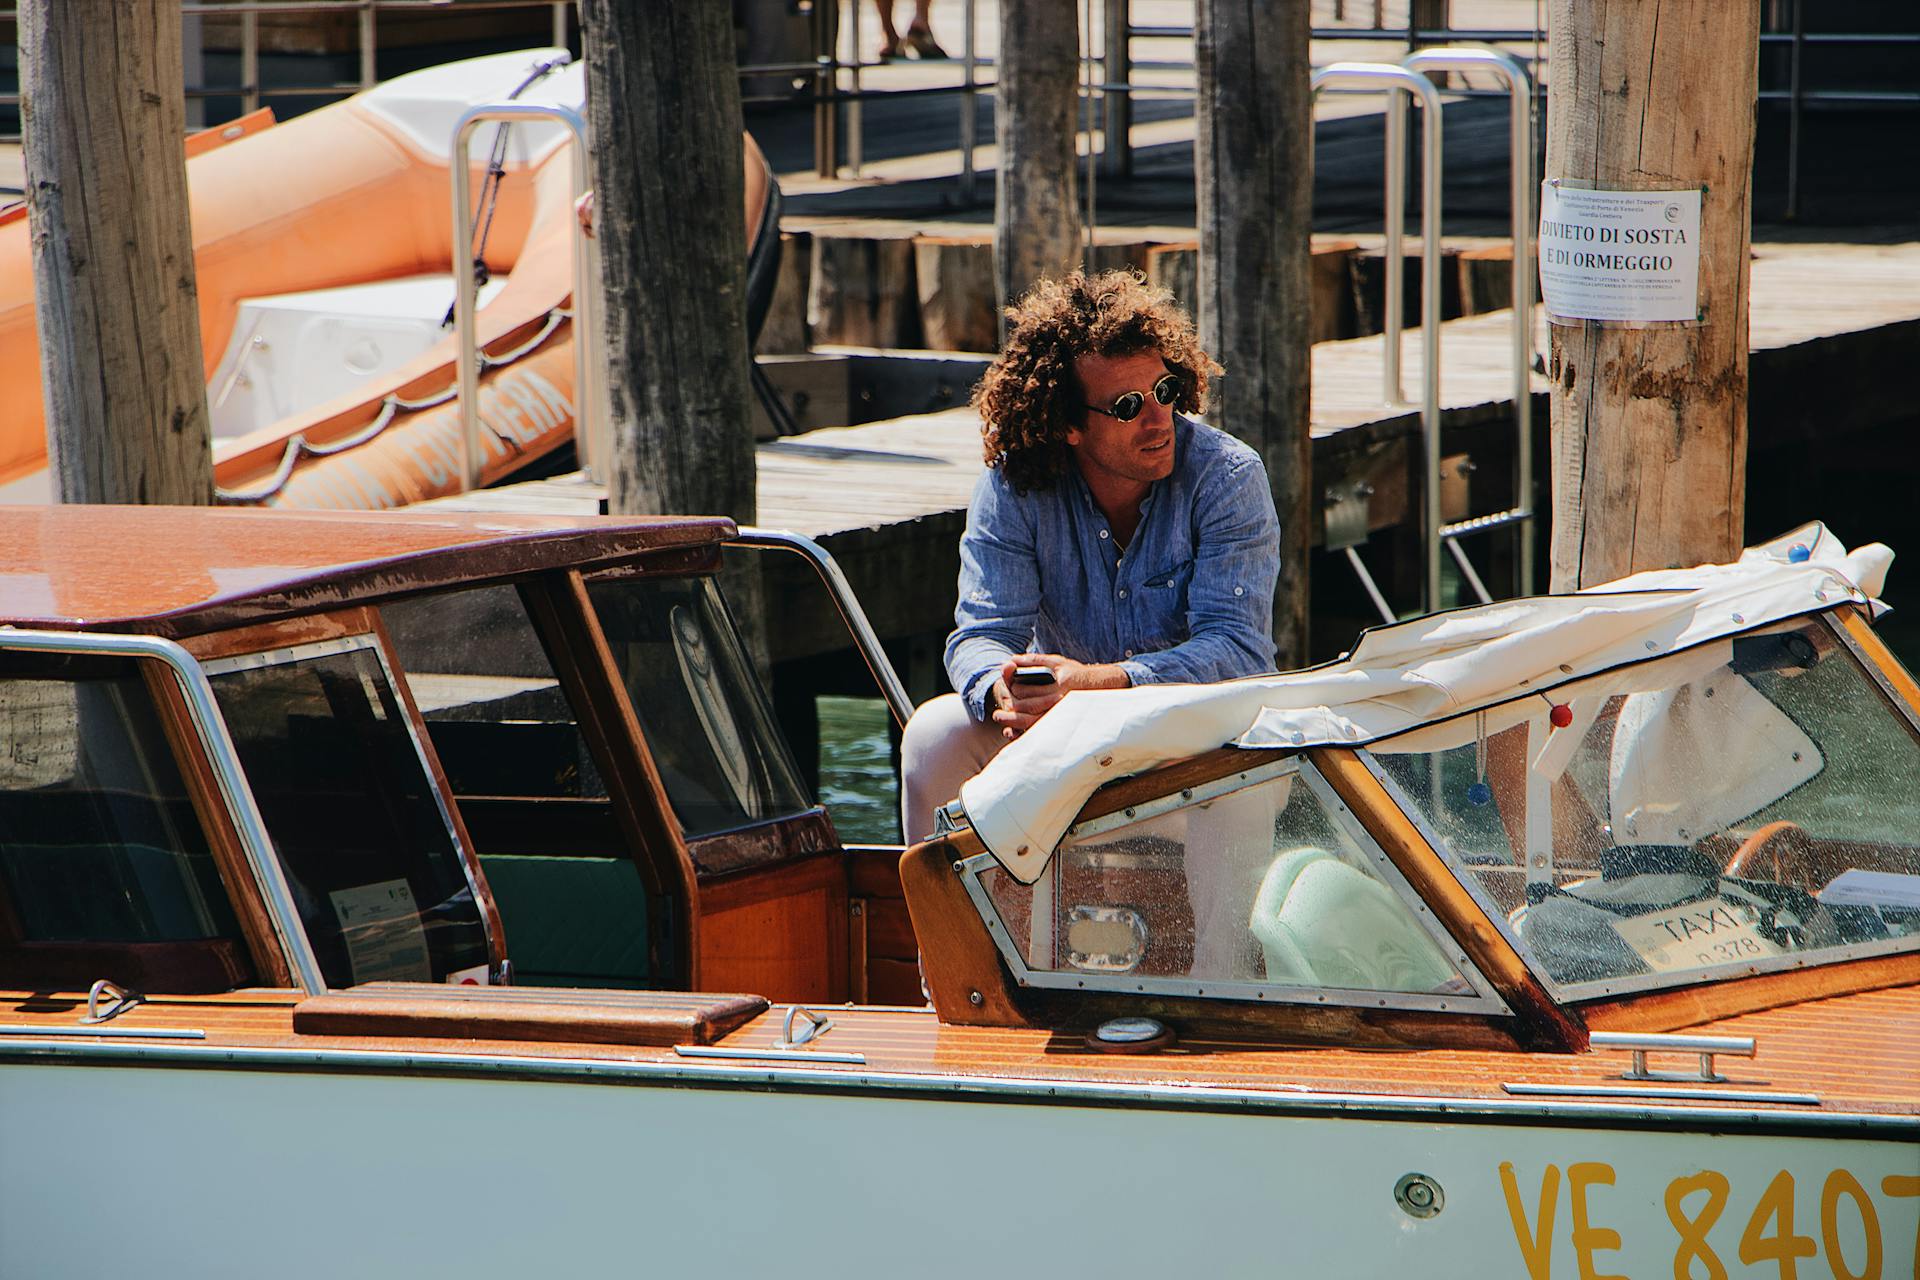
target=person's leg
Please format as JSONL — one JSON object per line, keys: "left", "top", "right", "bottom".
{"left": 874, "top": 0, "right": 904, "bottom": 58}
{"left": 898, "top": 693, "right": 1006, "bottom": 843}
{"left": 1184, "top": 777, "right": 1284, "bottom": 980}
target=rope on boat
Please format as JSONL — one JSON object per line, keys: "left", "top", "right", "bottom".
{"left": 214, "top": 307, "right": 572, "bottom": 505}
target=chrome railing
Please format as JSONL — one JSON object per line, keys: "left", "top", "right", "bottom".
{"left": 1312, "top": 61, "right": 1444, "bottom": 616}
{"left": 448, "top": 99, "right": 596, "bottom": 491}
{"left": 727, "top": 527, "right": 915, "bottom": 729}
{"left": 1399, "top": 46, "right": 1537, "bottom": 601}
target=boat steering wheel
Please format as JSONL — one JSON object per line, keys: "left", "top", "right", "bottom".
{"left": 1723, "top": 819, "right": 1816, "bottom": 888}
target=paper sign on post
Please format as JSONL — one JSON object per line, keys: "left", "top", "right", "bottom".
{"left": 1538, "top": 182, "right": 1702, "bottom": 324}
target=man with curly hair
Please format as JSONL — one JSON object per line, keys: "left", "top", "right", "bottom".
{"left": 899, "top": 270, "right": 1281, "bottom": 841}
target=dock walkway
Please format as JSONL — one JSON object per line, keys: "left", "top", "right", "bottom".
{"left": 441, "top": 238, "right": 1920, "bottom": 670}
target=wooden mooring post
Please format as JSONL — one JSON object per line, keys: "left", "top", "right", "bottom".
{"left": 580, "top": 0, "right": 754, "bottom": 525}
{"left": 1546, "top": 0, "right": 1760, "bottom": 588}
{"left": 994, "top": 0, "right": 1081, "bottom": 321}
{"left": 1196, "top": 0, "right": 1314, "bottom": 669}
{"left": 22, "top": 0, "right": 213, "bottom": 506}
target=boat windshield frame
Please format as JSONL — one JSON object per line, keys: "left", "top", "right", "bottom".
{"left": 1356, "top": 606, "right": 1920, "bottom": 1005}
{"left": 954, "top": 753, "right": 1515, "bottom": 1015}
{"left": 199, "top": 630, "right": 500, "bottom": 986}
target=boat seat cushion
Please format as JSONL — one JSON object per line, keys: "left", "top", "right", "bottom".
{"left": 1250, "top": 847, "right": 1456, "bottom": 992}
{"left": 479, "top": 853, "right": 653, "bottom": 988}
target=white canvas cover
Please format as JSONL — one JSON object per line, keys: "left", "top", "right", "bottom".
{"left": 960, "top": 523, "right": 1894, "bottom": 883}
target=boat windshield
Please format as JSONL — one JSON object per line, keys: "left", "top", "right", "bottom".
{"left": 205, "top": 636, "right": 491, "bottom": 987}
{"left": 586, "top": 575, "right": 811, "bottom": 850}
{"left": 962, "top": 756, "right": 1500, "bottom": 1011}
{"left": 0, "top": 657, "right": 242, "bottom": 948}
{"left": 1367, "top": 615, "right": 1920, "bottom": 997}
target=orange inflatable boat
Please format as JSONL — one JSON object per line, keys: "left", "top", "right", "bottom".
{"left": 0, "top": 49, "right": 772, "bottom": 509}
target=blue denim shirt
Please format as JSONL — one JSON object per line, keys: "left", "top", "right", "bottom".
{"left": 946, "top": 415, "right": 1281, "bottom": 721}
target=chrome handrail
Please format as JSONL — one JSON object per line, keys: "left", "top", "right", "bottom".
{"left": 1589, "top": 1030, "right": 1758, "bottom": 1084}
{"left": 449, "top": 98, "right": 597, "bottom": 492}
{"left": 1311, "top": 61, "right": 1444, "bottom": 611}
{"left": 1401, "top": 47, "right": 1537, "bottom": 596}
{"left": 726, "top": 527, "right": 915, "bottom": 729}
{"left": 0, "top": 628, "right": 326, "bottom": 994}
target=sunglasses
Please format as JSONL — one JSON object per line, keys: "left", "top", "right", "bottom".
{"left": 1081, "top": 371, "right": 1182, "bottom": 423}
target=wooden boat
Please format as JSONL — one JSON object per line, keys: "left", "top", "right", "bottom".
{"left": 0, "top": 506, "right": 1915, "bottom": 1277}
{"left": 0, "top": 51, "right": 774, "bottom": 509}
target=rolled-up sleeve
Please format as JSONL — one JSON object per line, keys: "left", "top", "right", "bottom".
{"left": 945, "top": 471, "right": 1040, "bottom": 721}
{"left": 1116, "top": 453, "right": 1279, "bottom": 686}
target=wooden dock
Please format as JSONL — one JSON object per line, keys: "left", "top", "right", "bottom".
{"left": 435, "top": 237, "right": 1920, "bottom": 677}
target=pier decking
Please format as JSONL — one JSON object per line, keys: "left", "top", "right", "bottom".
{"left": 437, "top": 236, "right": 1920, "bottom": 672}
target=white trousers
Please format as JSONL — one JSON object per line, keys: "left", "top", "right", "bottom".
{"left": 897, "top": 693, "right": 1007, "bottom": 844}
{"left": 896, "top": 692, "right": 1276, "bottom": 982}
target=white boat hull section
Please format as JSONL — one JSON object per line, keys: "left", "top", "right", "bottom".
{"left": 5, "top": 1063, "right": 1914, "bottom": 1278}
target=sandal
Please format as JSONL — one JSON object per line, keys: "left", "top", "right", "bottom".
{"left": 879, "top": 35, "right": 906, "bottom": 60}
{"left": 905, "top": 23, "right": 949, "bottom": 59}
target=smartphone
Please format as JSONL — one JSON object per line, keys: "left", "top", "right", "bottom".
{"left": 1012, "top": 665, "right": 1057, "bottom": 686}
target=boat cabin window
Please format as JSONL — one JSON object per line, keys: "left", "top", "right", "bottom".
{"left": 383, "top": 585, "right": 604, "bottom": 801}
{"left": 0, "top": 656, "right": 252, "bottom": 990}
{"left": 959, "top": 756, "right": 1500, "bottom": 1012}
{"left": 0, "top": 662, "right": 235, "bottom": 942}
{"left": 383, "top": 585, "right": 660, "bottom": 989}
{"left": 585, "top": 575, "right": 811, "bottom": 853}
{"left": 1367, "top": 615, "right": 1920, "bottom": 997}
{"left": 204, "top": 637, "right": 491, "bottom": 987}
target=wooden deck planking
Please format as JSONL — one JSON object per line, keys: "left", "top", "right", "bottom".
{"left": 4, "top": 983, "right": 1917, "bottom": 1113}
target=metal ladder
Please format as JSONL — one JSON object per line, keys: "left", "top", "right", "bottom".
{"left": 1311, "top": 48, "right": 1537, "bottom": 624}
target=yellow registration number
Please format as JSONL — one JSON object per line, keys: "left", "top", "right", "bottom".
{"left": 1501, "top": 1162, "right": 1920, "bottom": 1280}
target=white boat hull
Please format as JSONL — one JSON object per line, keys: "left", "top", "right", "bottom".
{"left": 5, "top": 1060, "right": 1914, "bottom": 1278}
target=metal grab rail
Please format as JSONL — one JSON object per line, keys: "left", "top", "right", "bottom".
{"left": 449, "top": 99, "right": 597, "bottom": 492}
{"left": 1311, "top": 62, "right": 1444, "bottom": 613}
{"left": 726, "top": 528, "right": 915, "bottom": 730}
{"left": 1589, "top": 1030, "right": 1757, "bottom": 1084}
{"left": 0, "top": 628, "right": 326, "bottom": 994}
{"left": 1400, "top": 47, "right": 1537, "bottom": 599}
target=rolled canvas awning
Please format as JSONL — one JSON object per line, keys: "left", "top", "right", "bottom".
{"left": 961, "top": 522, "right": 1894, "bottom": 883}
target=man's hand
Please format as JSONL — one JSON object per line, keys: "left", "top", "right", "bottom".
{"left": 989, "top": 653, "right": 1131, "bottom": 739}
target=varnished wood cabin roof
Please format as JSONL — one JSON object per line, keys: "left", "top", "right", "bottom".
{"left": 0, "top": 505, "right": 733, "bottom": 636}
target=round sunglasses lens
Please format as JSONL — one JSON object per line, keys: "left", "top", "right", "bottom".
{"left": 1108, "top": 392, "right": 1146, "bottom": 422}
{"left": 1152, "top": 374, "right": 1181, "bottom": 405}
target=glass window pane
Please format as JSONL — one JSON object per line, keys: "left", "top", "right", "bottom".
{"left": 383, "top": 584, "right": 605, "bottom": 800}
{"left": 1370, "top": 617, "right": 1920, "bottom": 992}
{"left": 979, "top": 766, "right": 1465, "bottom": 994}
{"left": 208, "top": 643, "right": 489, "bottom": 987}
{"left": 587, "top": 576, "right": 811, "bottom": 843}
{"left": 0, "top": 662, "right": 240, "bottom": 944}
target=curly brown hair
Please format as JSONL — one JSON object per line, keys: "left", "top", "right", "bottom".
{"left": 971, "top": 269, "right": 1220, "bottom": 493}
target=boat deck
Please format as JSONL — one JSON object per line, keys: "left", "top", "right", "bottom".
{"left": 9, "top": 983, "right": 1917, "bottom": 1123}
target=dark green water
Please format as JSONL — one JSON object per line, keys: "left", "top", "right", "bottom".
{"left": 815, "top": 694, "right": 899, "bottom": 844}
